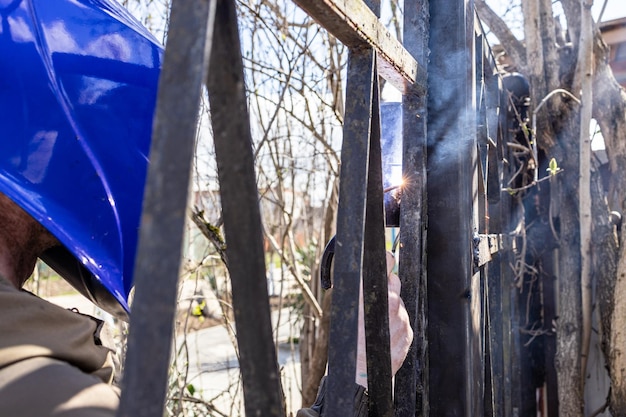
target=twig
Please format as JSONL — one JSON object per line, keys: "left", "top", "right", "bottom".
{"left": 532, "top": 88, "right": 580, "bottom": 182}
{"left": 520, "top": 321, "right": 552, "bottom": 347}
{"left": 262, "top": 222, "right": 323, "bottom": 319}
{"left": 502, "top": 169, "right": 563, "bottom": 194}
{"left": 190, "top": 208, "right": 228, "bottom": 267}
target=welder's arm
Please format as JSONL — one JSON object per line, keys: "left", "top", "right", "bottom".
{"left": 355, "top": 251, "right": 413, "bottom": 388}
{"left": 297, "top": 251, "right": 413, "bottom": 417}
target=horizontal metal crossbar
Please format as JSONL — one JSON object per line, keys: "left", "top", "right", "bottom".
{"left": 292, "top": 0, "right": 423, "bottom": 94}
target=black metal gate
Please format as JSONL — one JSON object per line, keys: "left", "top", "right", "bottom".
{"left": 115, "top": 0, "right": 524, "bottom": 416}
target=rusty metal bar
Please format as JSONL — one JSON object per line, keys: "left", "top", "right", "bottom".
{"left": 394, "top": 0, "right": 429, "bottom": 415}
{"left": 426, "top": 0, "right": 482, "bottom": 415}
{"left": 486, "top": 235, "right": 505, "bottom": 417}
{"left": 327, "top": 45, "right": 376, "bottom": 417}
{"left": 117, "top": 0, "right": 215, "bottom": 416}
{"left": 291, "top": 0, "right": 422, "bottom": 94}
{"left": 485, "top": 54, "right": 506, "bottom": 417}
{"left": 205, "top": 0, "right": 285, "bottom": 415}
{"left": 362, "top": 68, "right": 393, "bottom": 417}
{"left": 359, "top": 0, "right": 394, "bottom": 413}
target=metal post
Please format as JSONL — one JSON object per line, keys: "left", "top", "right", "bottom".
{"left": 206, "top": 0, "right": 285, "bottom": 415}
{"left": 395, "top": 0, "right": 429, "bottom": 416}
{"left": 426, "top": 0, "right": 482, "bottom": 416}
{"left": 484, "top": 60, "right": 506, "bottom": 417}
{"left": 363, "top": 67, "right": 393, "bottom": 417}
{"left": 117, "top": 0, "right": 215, "bottom": 416}
{"left": 327, "top": 46, "right": 376, "bottom": 417}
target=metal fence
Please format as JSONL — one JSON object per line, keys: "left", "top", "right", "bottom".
{"left": 116, "top": 0, "right": 524, "bottom": 416}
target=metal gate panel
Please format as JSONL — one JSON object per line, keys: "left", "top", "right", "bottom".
{"left": 115, "top": 0, "right": 524, "bottom": 415}
{"left": 290, "top": 1, "right": 428, "bottom": 416}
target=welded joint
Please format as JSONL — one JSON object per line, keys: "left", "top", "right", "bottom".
{"left": 473, "top": 233, "right": 503, "bottom": 269}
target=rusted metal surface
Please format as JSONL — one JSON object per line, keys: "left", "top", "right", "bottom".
{"left": 291, "top": 0, "right": 423, "bottom": 94}
{"left": 485, "top": 59, "right": 507, "bottom": 417}
{"left": 117, "top": 0, "right": 215, "bottom": 416}
{"left": 326, "top": 46, "right": 376, "bottom": 417}
{"left": 426, "top": 0, "right": 484, "bottom": 415}
{"left": 473, "top": 233, "right": 503, "bottom": 269}
{"left": 360, "top": 1, "right": 394, "bottom": 414}
{"left": 394, "top": 0, "right": 429, "bottom": 416}
{"left": 362, "top": 69, "right": 393, "bottom": 417}
{"left": 206, "top": 0, "right": 285, "bottom": 415}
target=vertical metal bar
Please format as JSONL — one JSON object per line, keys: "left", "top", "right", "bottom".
{"left": 484, "top": 285, "right": 496, "bottom": 417}
{"left": 117, "top": 1, "right": 215, "bottom": 416}
{"left": 499, "top": 85, "right": 515, "bottom": 417}
{"left": 541, "top": 253, "right": 558, "bottom": 416}
{"left": 485, "top": 50, "right": 502, "bottom": 206}
{"left": 327, "top": 46, "right": 375, "bottom": 417}
{"left": 426, "top": 0, "right": 480, "bottom": 416}
{"left": 363, "top": 70, "right": 393, "bottom": 417}
{"left": 395, "top": 1, "right": 429, "bottom": 416}
{"left": 485, "top": 69, "right": 505, "bottom": 417}
{"left": 501, "top": 256, "right": 514, "bottom": 417}
{"left": 510, "top": 276, "right": 525, "bottom": 416}
{"left": 485, "top": 213, "right": 503, "bottom": 417}
{"left": 361, "top": 8, "right": 391, "bottom": 417}
{"left": 475, "top": 31, "right": 493, "bottom": 417}
{"left": 206, "top": 0, "right": 285, "bottom": 415}
{"left": 486, "top": 217, "right": 504, "bottom": 417}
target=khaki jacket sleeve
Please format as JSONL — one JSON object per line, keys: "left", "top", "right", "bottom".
{"left": 0, "top": 275, "right": 119, "bottom": 416}
{"left": 0, "top": 357, "right": 119, "bottom": 417}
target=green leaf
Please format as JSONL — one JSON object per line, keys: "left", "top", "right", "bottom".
{"left": 547, "top": 157, "right": 559, "bottom": 176}
{"left": 186, "top": 383, "right": 196, "bottom": 396}
{"left": 192, "top": 300, "right": 206, "bottom": 317}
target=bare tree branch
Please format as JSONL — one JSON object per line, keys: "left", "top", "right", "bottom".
{"left": 559, "top": 0, "right": 582, "bottom": 45}
{"left": 475, "top": 0, "right": 528, "bottom": 74}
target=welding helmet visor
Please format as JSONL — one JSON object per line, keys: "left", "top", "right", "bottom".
{"left": 0, "top": 0, "right": 163, "bottom": 320}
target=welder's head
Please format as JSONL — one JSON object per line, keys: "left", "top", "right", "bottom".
{"left": 0, "top": 0, "right": 163, "bottom": 320}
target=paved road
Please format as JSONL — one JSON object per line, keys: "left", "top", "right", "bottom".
{"left": 177, "top": 308, "right": 303, "bottom": 415}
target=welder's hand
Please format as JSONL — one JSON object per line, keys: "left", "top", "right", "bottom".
{"left": 355, "top": 251, "right": 413, "bottom": 389}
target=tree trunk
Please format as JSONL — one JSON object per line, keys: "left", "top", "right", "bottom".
{"left": 521, "top": 0, "right": 584, "bottom": 410}
{"left": 590, "top": 26, "right": 626, "bottom": 417}
{"left": 476, "top": 0, "right": 626, "bottom": 414}
{"left": 576, "top": 0, "right": 593, "bottom": 395}
{"left": 610, "top": 230, "right": 626, "bottom": 415}
{"left": 591, "top": 160, "right": 617, "bottom": 365}
{"left": 552, "top": 119, "right": 584, "bottom": 417}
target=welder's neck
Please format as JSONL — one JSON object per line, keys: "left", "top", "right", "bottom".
{"left": 0, "top": 194, "right": 58, "bottom": 288}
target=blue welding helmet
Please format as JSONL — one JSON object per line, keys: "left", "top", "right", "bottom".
{"left": 0, "top": 0, "right": 163, "bottom": 320}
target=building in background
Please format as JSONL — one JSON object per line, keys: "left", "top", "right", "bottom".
{"left": 600, "top": 17, "right": 626, "bottom": 88}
